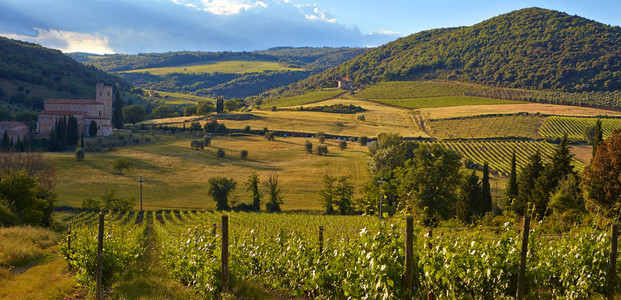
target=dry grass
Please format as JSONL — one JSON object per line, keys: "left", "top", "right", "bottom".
{"left": 0, "top": 254, "right": 76, "bottom": 299}
{"left": 570, "top": 144, "right": 593, "bottom": 166}
{"left": 220, "top": 99, "right": 429, "bottom": 138}
{"left": 124, "top": 60, "right": 303, "bottom": 75}
{"left": 47, "top": 135, "right": 370, "bottom": 211}
{"left": 419, "top": 103, "right": 621, "bottom": 120}
{"left": 0, "top": 226, "right": 59, "bottom": 269}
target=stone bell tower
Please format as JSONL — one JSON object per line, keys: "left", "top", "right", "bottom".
{"left": 95, "top": 82, "right": 113, "bottom": 119}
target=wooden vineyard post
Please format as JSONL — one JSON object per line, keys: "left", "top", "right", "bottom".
{"left": 319, "top": 226, "right": 324, "bottom": 254}
{"left": 212, "top": 223, "right": 217, "bottom": 237}
{"left": 96, "top": 214, "right": 104, "bottom": 300}
{"left": 427, "top": 227, "right": 433, "bottom": 249}
{"left": 405, "top": 217, "right": 414, "bottom": 294}
{"left": 608, "top": 223, "right": 619, "bottom": 300}
{"left": 516, "top": 215, "right": 531, "bottom": 300}
{"left": 221, "top": 215, "right": 229, "bottom": 293}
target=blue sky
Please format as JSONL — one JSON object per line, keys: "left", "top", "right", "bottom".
{"left": 1, "top": 0, "right": 620, "bottom": 54}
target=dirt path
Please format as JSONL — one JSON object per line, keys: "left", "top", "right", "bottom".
{"left": 110, "top": 219, "right": 195, "bottom": 299}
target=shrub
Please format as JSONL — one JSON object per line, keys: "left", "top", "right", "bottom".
{"left": 244, "top": 125, "right": 251, "bottom": 133}
{"left": 240, "top": 150, "right": 248, "bottom": 159}
{"left": 75, "top": 147, "right": 85, "bottom": 161}
{"left": 203, "top": 136, "right": 211, "bottom": 147}
{"left": 339, "top": 140, "right": 347, "bottom": 150}
{"left": 217, "top": 148, "right": 226, "bottom": 158}
{"left": 305, "top": 140, "right": 313, "bottom": 154}
{"left": 112, "top": 158, "right": 132, "bottom": 175}
{"left": 317, "top": 131, "right": 325, "bottom": 143}
{"left": 265, "top": 131, "right": 275, "bottom": 141}
{"left": 317, "top": 145, "right": 328, "bottom": 156}
{"left": 359, "top": 136, "right": 369, "bottom": 146}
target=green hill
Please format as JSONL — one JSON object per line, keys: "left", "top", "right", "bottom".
{"left": 0, "top": 36, "right": 134, "bottom": 126}
{"left": 265, "top": 7, "right": 621, "bottom": 98}
{"left": 69, "top": 47, "right": 365, "bottom": 99}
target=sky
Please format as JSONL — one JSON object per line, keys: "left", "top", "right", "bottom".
{"left": 1, "top": 0, "right": 620, "bottom": 55}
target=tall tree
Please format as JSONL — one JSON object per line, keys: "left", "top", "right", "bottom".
{"left": 1, "top": 130, "right": 9, "bottom": 151}
{"left": 515, "top": 151, "right": 544, "bottom": 216}
{"left": 56, "top": 116, "right": 67, "bottom": 148}
{"left": 216, "top": 96, "right": 224, "bottom": 114}
{"left": 246, "top": 173, "right": 261, "bottom": 211}
{"left": 208, "top": 177, "right": 237, "bottom": 211}
{"left": 592, "top": 119, "right": 603, "bottom": 159}
{"left": 396, "top": 144, "right": 462, "bottom": 226}
{"left": 122, "top": 105, "right": 146, "bottom": 124}
{"left": 264, "top": 173, "right": 283, "bottom": 212}
{"left": 583, "top": 129, "right": 621, "bottom": 218}
{"left": 456, "top": 170, "right": 481, "bottom": 224}
{"left": 334, "top": 176, "right": 354, "bottom": 215}
{"left": 506, "top": 150, "right": 519, "bottom": 207}
{"left": 112, "top": 91, "right": 124, "bottom": 131}
{"left": 66, "top": 115, "right": 79, "bottom": 146}
{"left": 88, "top": 120, "right": 98, "bottom": 137}
{"left": 480, "top": 162, "right": 492, "bottom": 215}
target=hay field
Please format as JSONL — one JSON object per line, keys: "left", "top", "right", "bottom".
{"left": 216, "top": 99, "right": 429, "bottom": 138}
{"left": 47, "top": 135, "right": 370, "bottom": 211}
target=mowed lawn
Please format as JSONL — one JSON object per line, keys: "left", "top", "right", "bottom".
{"left": 47, "top": 135, "right": 370, "bottom": 211}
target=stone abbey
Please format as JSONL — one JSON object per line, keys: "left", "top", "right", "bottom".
{"left": 37, "top": 83, "right": 114, "bottom": 136}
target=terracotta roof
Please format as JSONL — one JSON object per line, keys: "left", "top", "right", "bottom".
{"left": 38, "top": 110, "right": 87, "bottom": 115}
{"left": 0, "top": 121, "right": 26, "bottom": 127}
{"left": 45, "top": 98, "right": 102, "bottom": 105}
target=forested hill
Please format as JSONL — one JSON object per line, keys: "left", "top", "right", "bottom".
{"left": 0, "top": 36, "right": 130, "bottom": 124}
{"left": 69, "top": 47, "right": 366, "bottom": 72}
{"left": 265, "top": 7, "right": 621, "bottom": 98}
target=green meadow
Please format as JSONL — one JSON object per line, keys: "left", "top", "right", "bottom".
{"left": 125, "top": 60, "right": 304, "bottom": 75}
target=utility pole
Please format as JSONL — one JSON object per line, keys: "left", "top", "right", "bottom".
{"left": 138, "top": 174, "right": 144, "bottom": 213}
{"left": 378, "top": 178, "right": 384, "bottom": 221}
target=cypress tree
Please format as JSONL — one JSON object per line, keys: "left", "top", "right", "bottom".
{"left": 66, "top": 115, "right": 79, "bottom": 146}
{"left": 480, "top": 162, "right": 492, "bottom": 215}
{"left": 113, "top": 91, "right": 124, "bottom": 131}
{"left": 88, "top": 120, "right": 98, "bottom": 137}
{"left": 516, "top": 151, "right": 544, "bottom": 215}
{"left": 456, "top": 170, "right": 481, "bottom": 224}
{"left": 56, "top": 116, "right": 67, "bottom": 148}
{"left": 1, "top": 130, "right": 9, "bottom": 150}
{"left": 80, "top": 135, "right": 84, "bottom": 148}
{"left": 506, "top": 150, "right": 519, "bottom": 206}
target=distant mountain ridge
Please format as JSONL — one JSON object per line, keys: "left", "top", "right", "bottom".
{"left": 264, "top": 7, "right": 621, "bottom": 98}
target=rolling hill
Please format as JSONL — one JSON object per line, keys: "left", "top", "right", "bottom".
{"left": 69, "top": 47, "right": 366, "bottom": 99}
{"left": 265, "top": 7, "right": 621, "bottom": 99}
{"left": 0, "top": 36, "right": 135, "bottom": 126}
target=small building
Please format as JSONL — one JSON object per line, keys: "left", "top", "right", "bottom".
{"left": 0, "top": 121, "right": 29, "bottom": 142}
{"left": 338, "top": 77, "right": 354, "bottom": 90}
{"left": 37, "top": 83, "right": 113, "bottom": 136}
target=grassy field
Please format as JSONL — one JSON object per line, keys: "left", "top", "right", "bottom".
{"left": 125, "top": 60, "right": 304, "bottom": 75}
{"left": 539, "top": 116, "right": 621, "bottom": 140}
{"left": 365, "top": 95, "right": 521, "bottom": 109}
{"left": 419, "top": 103, "right": 621, "bottom": 120}
{"left": 268, "top": 89, "right": 345, "bottom": 107}
{"left": 354, "top": 81, "right": 490, "bottom": 99}
{"left": 47, "top": 135, "right": 370, "bottom": 210}
{"left": 427, "top": 114, "right": 545, "bottom": 139}
{"left": 220, "top": 99, "right": 428, "bottom": 138}
{"left": 145, "top": 90, "right": 215, "bottom": 105}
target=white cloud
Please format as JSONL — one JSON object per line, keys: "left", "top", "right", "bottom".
{"left": 373, "top": 30, "right": 401, "bottom": 35}
{"left": 295, "top": 4, "right": 336, "bottom": 23}
{"left": 171, "top": 0, "right": 268, "bottom": 15}
{"left": 1, "top": 28, "right": 114, "bottom": 54}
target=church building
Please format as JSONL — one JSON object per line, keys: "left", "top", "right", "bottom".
{"left": 37, "top": 83, "right": 113, "bottom": 136}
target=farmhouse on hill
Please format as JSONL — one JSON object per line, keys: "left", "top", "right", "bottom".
{"left": 338, "top": 77, "right": 353, "bottom": 90}
{"left": 0, "top": 121, "right": 29, "bottom": 142}
{"left": 37, "top": 83, "right": 113, "bottom": 136}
